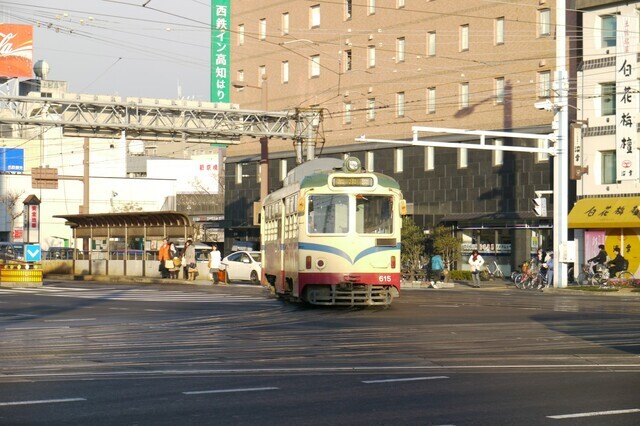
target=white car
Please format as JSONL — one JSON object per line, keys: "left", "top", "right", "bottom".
{"left": 221, "top": 251, "right": 262, "bottom": 284}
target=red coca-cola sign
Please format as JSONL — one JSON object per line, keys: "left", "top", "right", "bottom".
{"left": 0, "top": 24, "right": 33, "bottom": 78}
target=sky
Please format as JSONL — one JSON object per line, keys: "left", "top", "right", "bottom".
{"left": 0, "top": 0, "right": 212, "bottom": 100}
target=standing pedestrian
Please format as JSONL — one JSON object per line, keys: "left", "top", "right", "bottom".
{"left": 430, "top": 252, "right": 444, "bottom": 286}
{"left": 541, "top": 251, "right": 554, "bottom": 289}
{"left": 183, "top": 239, "right": 196, "bottom": 281}
{"left": 158, "top": 238, "right": 171, "bottom": 278}
{"left": 468, "top": 249, "right": 484, "bottom": 288}
{"left": 208, "top": 245, "right": 222, "bottom": 284}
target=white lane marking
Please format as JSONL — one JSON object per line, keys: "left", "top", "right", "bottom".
{"left": 5, "top": 364, "right": 640, "bottom": 379}
{"left": 548, "top": 408, "right": 640, "bottom": 419}
{"left": 0, "top": 313, "right": 38, "bottom": 317}
{"left": 421, "top": 305, "right": 460, "bottom": 308}
{"left": 363, "top": 376, "right": 449, "bottom": 384}
{"left": 144, "top": 309, "right": 166, "bottom": 312}
{"left": 183, "top": 387, "right": 279, "bottom": 395}
{"left": 0, "top": 398, "right": 86, "bottom": 406}
{"left": 44, "top": 318, "right": 96, "bottom": 322}
{"left": 6, "top": 326, "right": 70, "bottom": 331}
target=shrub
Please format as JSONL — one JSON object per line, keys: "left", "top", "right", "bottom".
{"left": 448, "top": 270, "right": 472, "bottom": 281}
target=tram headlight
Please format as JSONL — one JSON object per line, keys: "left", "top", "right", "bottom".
{"left": 344, "top": 156, "right": 361, "bottom": 172}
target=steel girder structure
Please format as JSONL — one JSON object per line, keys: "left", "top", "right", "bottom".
{"left": 0, "top": 96, "right": 320, "bottom": 143}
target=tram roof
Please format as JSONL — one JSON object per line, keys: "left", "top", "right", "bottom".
{"left": 300, "top": 172, "right": 400, "bottom": 190}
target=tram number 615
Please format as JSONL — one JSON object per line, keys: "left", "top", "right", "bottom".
{"left": 378, "top": 275, "right": 392, "bottom": 283}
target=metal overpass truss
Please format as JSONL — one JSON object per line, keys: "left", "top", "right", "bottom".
{"left": 0, "top": 96, "right": 321, "bottom": 144}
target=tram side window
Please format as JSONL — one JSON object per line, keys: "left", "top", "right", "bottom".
{"left": 356, "top": 195, "right": 393, "bottom": 234}
{"left": 308, "top": 194, "right": 349, "bottom": 234}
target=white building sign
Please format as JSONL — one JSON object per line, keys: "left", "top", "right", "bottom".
{"left": 615, "top": 14, "right": 639, "bottom": 181}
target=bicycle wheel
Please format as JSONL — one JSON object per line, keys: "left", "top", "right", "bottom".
{"left": 514, "top": 273, "right": 526, "bottom": 289}
{"left": 576, "top": 272, "right": 590, "bottom": 286}
{"left": 594, "top": 272, "right": 609, "bottom": 288}
{"left": 617, "top": 271, "right": 634, "bottom": 280}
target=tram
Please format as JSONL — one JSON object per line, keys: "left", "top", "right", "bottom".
{"left": 261, "top": 156, "right": 406, "bottom": 306}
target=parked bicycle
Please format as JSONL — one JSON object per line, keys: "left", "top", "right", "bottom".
{"left": 484, "top": 261, "right": 505, "bottom": 280}
{"left": 575, "top": 262, "right": 609, "bottom": 287}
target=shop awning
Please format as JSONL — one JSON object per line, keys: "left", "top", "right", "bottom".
{"left": 568, "top": 197, "right": 640, "bottom": 229}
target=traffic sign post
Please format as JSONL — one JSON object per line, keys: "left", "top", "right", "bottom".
{"left": 25, "top": 244, "right": 41, "bottom": 262}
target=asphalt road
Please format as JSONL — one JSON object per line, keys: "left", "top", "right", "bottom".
{"left": 0, "top": 281, "right": 639, "bottom": 425}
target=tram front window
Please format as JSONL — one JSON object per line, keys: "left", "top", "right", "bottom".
{"left": 356, "top": 195, "right": 393, "bottom": 234}
{"left": 308, "top": 194, "right": 349, "bottom": 234}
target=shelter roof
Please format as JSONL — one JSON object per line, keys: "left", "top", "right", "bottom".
{"left": 53, "top": 211, "right": 192, "bottom": 239}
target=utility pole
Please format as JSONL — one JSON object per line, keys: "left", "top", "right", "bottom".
{"left": 553, "top": 1, "right": 569, "bottom": 288}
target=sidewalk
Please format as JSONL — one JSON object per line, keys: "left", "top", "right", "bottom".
{"left": 44, "top": 273, "right": 225, "bottom": 287}
{"left": 401, "top": 277, "right": 640, "bottom": 296}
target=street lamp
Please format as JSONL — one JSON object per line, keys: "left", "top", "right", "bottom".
{"left": 231, "top": 74, "right": 268, "bottom": 111}
{"left": 231, "top": 75, "right": 269, "bottom": 204}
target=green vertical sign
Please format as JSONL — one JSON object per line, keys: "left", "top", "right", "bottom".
{"left": 211, "top": 0, "right": 230, "bottom": 103}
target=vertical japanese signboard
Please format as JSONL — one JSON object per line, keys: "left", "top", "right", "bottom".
{"left": 0, "top": 24, "right": 33, "bottom": 78}
{"left": 22, "top": 197, "right": 40, "bottom": 244}
{"left": 615, "top": 15, "right": 639, "bottom": 181}
{"left": 211, "top": 0, "right": 230, "bottom": 103}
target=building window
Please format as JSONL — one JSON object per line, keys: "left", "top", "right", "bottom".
{"left": 538, "top": 9, "right": 550, "bottom": 37}
{"left": 235, "top": 163, "right": 243, "bottom": 184}
{"left": 259, "top": 18, "right": 266, "bottom": 40}
{"left": 458, "top": 148, "right": 468, "bottom": 169}
{"left": 536, "top": 138, "right": 549, "bottom": 163}
{"left": 237, "top": 69, "right": 244, "bottom": 82}
{"left": 396, "top": 92, "right": 405, "bottom": 117}
{"left": 280, "top": 159, "right": 288, "bottom": 181}
{"left": 367, "top": 98, "right": 376, "bottom": 121}
{"left": 538, "top": 71, "right": 550, "bottom": 98}
{"left": 495, "top": 77, "right": 505, "bottom": 104}
{"left": 310, "top": 55, "right": 320, "bottom": 78}
{"left": 257, "top": 163, "right": 261, "bottom": 183}
{"left": 343, "top": 49, "right": 352, "bottom": 72}
{"left": 427, "top": 31, "right": 436, "bottom": 57}
{"left": 281, "top": 13, "right": 289, "bottom": 35}
{"left": 495, "top": 17, "right": 504, "bottom": 45}
{"left": 238, "top": 24, "right": 245, "bottom": 45}
{"left": 459, "top": 82, "right": 469, "bottom": 109}
{"left": 601, "top": 82, "right": 616, "bottom": 116}
{"left": 493, "top": 139, "right": 503, "bottom": 166}
{"left": 395, "top": 148, "right": 404, "bottom": 173}
{"left": 258, "top": 65, "right": 266, "bottom": 86}
{"left": 282, "top": 61, "right": 289, "bottom": 84}
{"left": 368, "top": 0, "right": 376, "bottom": 16}
{"left": 367, "top": 45, "right": 376, "bottom": 68}
{"left": 601, "top": 151, "right": 617, "bottom": 184}
{"left": 310, "top": 5, "right": 320, "bottom": 29}
{"left": 343, "top": 102, "right": 352, "bottom": 124}
{"left": 396, "top": 37, "right": 405, "bottom": 63}
{"left": 345, "top": 0, "right": 352, "bottom": 20}
{"left": 424, "top": 146, "right": 434, "bottom": 171}
{"left": 427, "top": 87, "right": 436, "bottom": 114}
{"left": 397, "top": 0, "right": 405, "bottom": 8}
{"left": 601, "top": 15, "right": 616, "bottom": 48}
{"left": 366, "top": 151, "right": 374, "bottom": 172}
{"left": 460, "top": 24, "right": 469, "bottom": 51}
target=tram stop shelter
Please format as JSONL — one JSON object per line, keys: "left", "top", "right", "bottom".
{"left": 51, "top": 211, "right": 194, "bottom": 278}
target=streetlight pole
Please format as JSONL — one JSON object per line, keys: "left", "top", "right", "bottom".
{"left": 231, "top": 76, "right": 269, "bottom": 203}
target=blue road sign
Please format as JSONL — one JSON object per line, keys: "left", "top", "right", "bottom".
{"left": 25, "top": 244, "right": 41, "bottom": 262}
